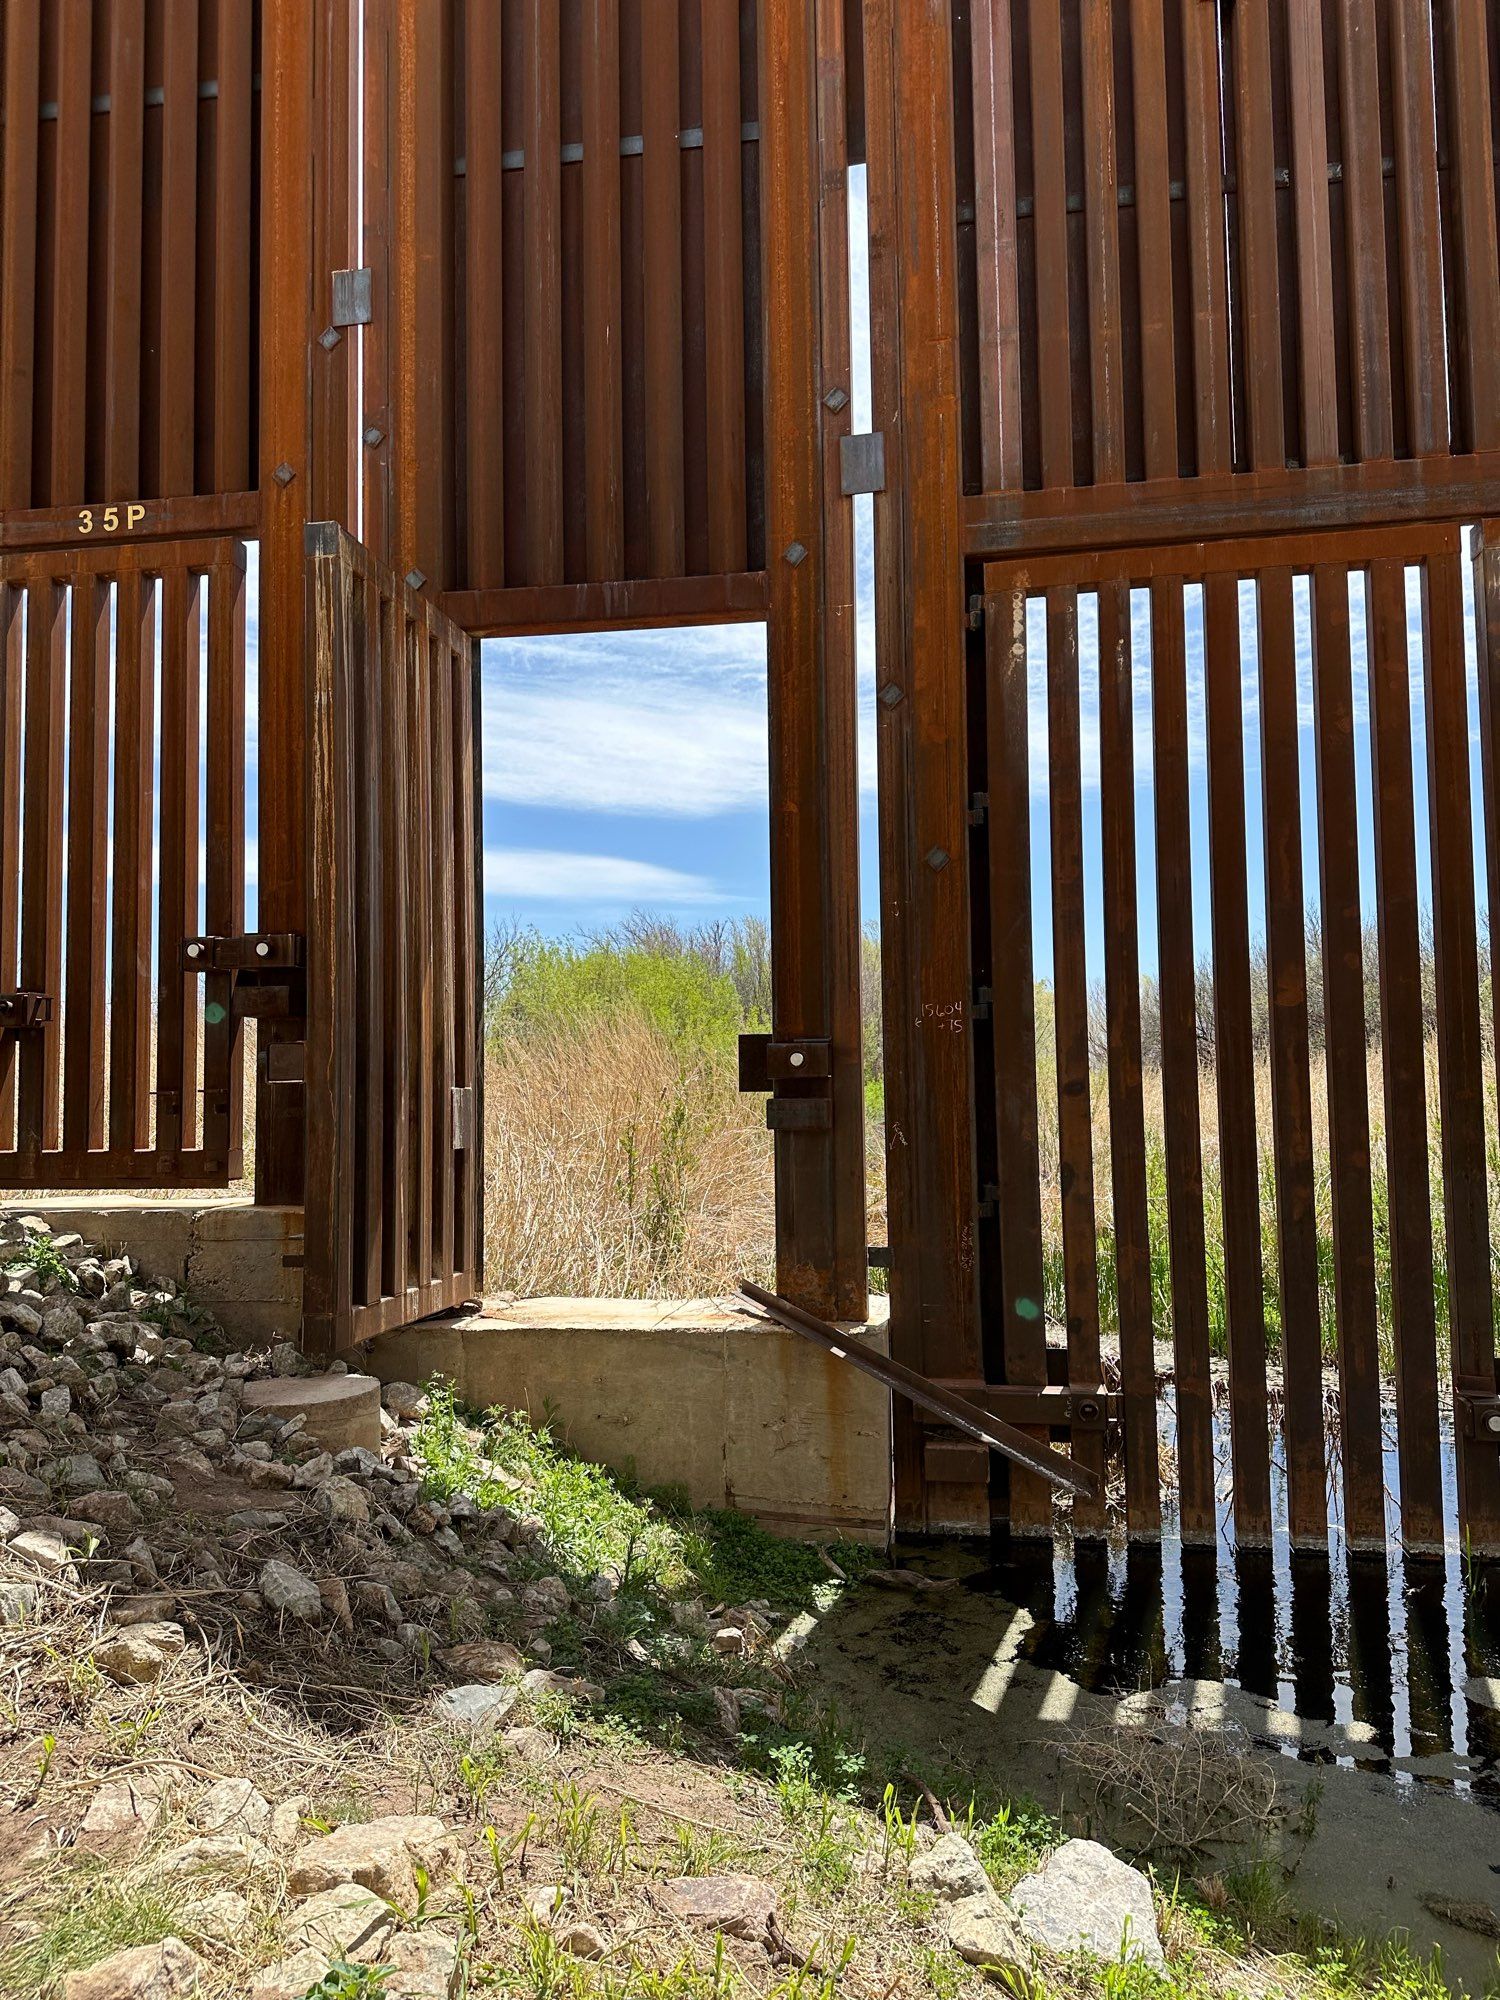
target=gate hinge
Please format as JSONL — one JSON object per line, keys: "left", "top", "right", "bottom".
{"left": 0, "top": 991, "right": 53, "bottom": 1030}
{"left": 972, "top": 984, "right": 992, "bottom": 1022}
{"left": 966, "top": 594, "right": 986, "bottom": 632}
{"left": 838, "top": 432, "right": 887, "bottom": 496}
{"left": 967, "top": 791, "right": 989, "bottom": 827}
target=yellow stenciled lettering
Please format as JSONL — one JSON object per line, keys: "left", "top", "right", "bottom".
{"left": 77, "top": 508, "right": 93, "bottom": 535}
{"left": 103, "top": 505, "right": 120, "bottom": 532}
{"left": 126, "top": 504, "right": 145, "bottom": 530}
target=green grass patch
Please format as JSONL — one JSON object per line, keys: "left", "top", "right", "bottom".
{"left": 0, "top": 1868, "right": 184, "bottom": 1997}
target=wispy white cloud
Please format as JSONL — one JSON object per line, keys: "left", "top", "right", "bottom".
{"left": 481, "top": 627, "right": 771, "bottom": 817}
{"left": 482, "top": 847, "right": 718, "bottom": 904}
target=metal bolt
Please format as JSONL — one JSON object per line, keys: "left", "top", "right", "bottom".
{"left": 405, "top": 568, "right": 427, "bottom": 592}
{"left": 878, "top": 683, "right": 904, "bottom": 708}
{"left": 255, "top": 941, "right": 270, "bottom": 959}
{"left": 925, "top": 847, "right": 949, "bottom": 872}
{"left": 1488, "top": 1414, "right": 1500, "bottom": 1435}
{"left": 273, "top": 462, "right": 296, "bottom": 486}
{"left": 319, "top": 325, "right": 343, "bottom": 351}
{"left": 187, "top": 943, "right": 202, "bottom": 960}
{"left": 824, "top": 387, "right": 850, "bottom": 413}
{"left": 789, "top": 1051, "right": 805, "bottom": 1069}
{"left": 363, "top": 424, "right": 385, "bottom": 447}
{"left": 783, "top": 541, "right": 808, "bottom": 568}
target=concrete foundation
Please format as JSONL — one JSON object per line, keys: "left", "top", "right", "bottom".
{"left": 1, "top": 1195, "right": 304, "bottom": 1349}
{"left": 366, "top": 1297, "right": 894, "bottom": 1546}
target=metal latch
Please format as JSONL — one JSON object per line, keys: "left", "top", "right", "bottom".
{"left": 0, "top": 992, "right": 52, "bottom": 1030}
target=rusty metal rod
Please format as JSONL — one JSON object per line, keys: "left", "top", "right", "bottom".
{"left": 737, "top": 1280, "right": 1103, "bottom": 1502}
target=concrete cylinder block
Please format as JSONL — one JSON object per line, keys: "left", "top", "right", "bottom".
{"left": 240, "top": 1373, "right": 382, "bottom": 1454}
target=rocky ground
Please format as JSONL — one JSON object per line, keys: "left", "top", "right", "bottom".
{"left": 0, "top": 1213, "right": 1479, "bottom": 2000}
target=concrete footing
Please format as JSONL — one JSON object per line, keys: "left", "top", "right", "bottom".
{"left": 1, "top": 1195, "right": 303, "bottom": 1349}
{"left": 366, "top": 1296, "right": 894, "bottom": 1546}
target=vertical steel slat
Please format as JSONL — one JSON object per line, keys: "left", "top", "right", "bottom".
{"left": 1335, "top": 0, "right": 1393, "bottom": 461}
{"left": 382, "top": 583, "right": 412, "bottom": 1303}
{"left": 1421, "top": 549, "right": 1500, "bottom": 1552}
{"left": 1129, "top": 0, "right": 1177, "bottom": 483}
{"left": 1029, "top": 0, "right": 1073, "bottom": 487}
{"left": 703, "top": 0, "right": 747, "bottom": 573}
{"left": 1310, "top": 562, "right": 1386, "bottom": 1547}
{"left": 971, "top": 0, "right": 1024, "bottom": 490}
{"left": 1098, "top": 578, "right": 1161, "bottom": 1530}
{"left": 1366, "top": 555, "right": 1444, "bottom": 1551}
{"left": 211, "top": 0, "right": 254, "bottom": 493}
{"left": 109, "top": 558, "right": 156, "bottom": 1156}
{"left": 1150, "top": 575, "right": 1216, "bottom": 1539}
{"left": 1228, "top": 0, "right": 1285, "bottom": 470}
{"left": 429, "top": 620, "right": 457, "bottom": 1289}
{"left": 1286, "top": 0, "right": 1339, "bottom": 469}
{"left": 582, "top": 0, "right": 624, "bottom": 580}
{"left": 1203, "top": 570, "right": 1271, "bottom": 1543}
{"left": 643, "top": 0, "right": 686, "bottom": 574}
{"left": 1080, "top": 0, "right": 1124, "bottom": 486}
{"left": 985, "top": 582, "right": 1051, "bottom": 1531}
{"left": 1047, "top": 585, "right": 1108, "bottom": 1530}
{"left": 1443, "top": 0, "right": 1500, "bottom": 453}
{"left": 465, "top": 0, "right": 505, "bottom": 589}
{"left": 1179, "top": 0, "right": 1232, "bottom": 476}
{"left": 62, "top": 575, "right": 111, "bottom": 1156}
{"left": 354, "top": 573, "right": 386, "bottom": 1307}
{"left": 154, "top": 566, "right": 202, "bottom": 1167}
{"left": 158, "top": 0, "right": 199, "bottom": 495}
{"left": 105, "top": 0, "right": 146, "bottom": 497}
{"left": 18, "top": 575, "right": 66, "bottom": 1161}
{"left": 0, "top": 584, "right": 24, "bottom": 1145}
{"left": 523, "top": 0, "right": 564, "bottom": 585}
{"left": 1257, "top": 567, "right": 1327, "bottom": 1545}
{"left": 1388, "top": 0, "right": 1448, "bottom": 457}
{"left": 0, "top": 6, "right": 41, "bottom": 507}
{"left": 203, "top": 550, "right": 246, "bottom": 1175}
{"left": 49, "top": 0, "right": 91, "bottom": 504}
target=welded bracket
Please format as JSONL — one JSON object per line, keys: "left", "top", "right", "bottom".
{"left": 331, "top": 267, "right": 374, "bottom": 327}
{"left": 0, "top": 992, "right": 52, "bottom": 1030}
{"left": 839, "top": 431, "right": 887, "bottom": 496}
{"left": 1457, "top": 1385, "right": 1500, "bottom": 1442}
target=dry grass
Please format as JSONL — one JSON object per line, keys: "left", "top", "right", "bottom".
{"left": 481, "top": 1007, "right": 888, "bottom": 1302}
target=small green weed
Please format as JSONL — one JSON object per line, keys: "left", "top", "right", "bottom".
{"left": 300, "top": 1961, "right": 391, "bottom": 2000}
{"left": 973, "top": 1796, "right": 1056, "bottom": 1888}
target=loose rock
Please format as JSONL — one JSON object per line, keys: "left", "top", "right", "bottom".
{"left": 655, "top": 1875, "right": 777, "bottom": 1940}
{"left": 909, "top": 1831, "right": 993, "bottom": 1903}
{"left": 94, "top": 1621, "right": 186, "bottom": 1685}
{"left": 61, "top": 1937, "right": 203, "bottom": 2000}
{"left": 1008, "top": 1839, "right": 1165, "bottom": 1969}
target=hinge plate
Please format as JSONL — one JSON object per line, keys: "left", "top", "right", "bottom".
{"left": 331, "top": 267, "right": 374, "bottom": 327}
{"left": 839, "top": 431, "right": 887, "bottom": 496}
{"left": 0, "top": 991, "right": 53, "bottom": 1030}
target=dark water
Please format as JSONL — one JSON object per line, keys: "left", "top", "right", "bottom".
{"left": 965, "top": 1398, "right": 1500, "bottom": 1796}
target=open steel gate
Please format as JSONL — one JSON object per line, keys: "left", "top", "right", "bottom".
{"left": 302, "top": 524, "right": 484, "bottom": 1358}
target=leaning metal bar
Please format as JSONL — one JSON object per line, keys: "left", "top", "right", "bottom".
{"left": 737, "top": 1280, "right": 1102, "bottom": 1501}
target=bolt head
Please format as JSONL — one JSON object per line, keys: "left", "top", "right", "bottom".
{"left": 319, "top": 325, "right": 343, "bottom": 351}
{"left": 824, "top": 387, "right": 850, "bottom": 413}
{"left": 273, "top": 462, "right": 296, "bottom": 487}
{"left": 255, "top": 941, "right": 270, "bottom": 959}
{"left": 925, "top": 846, "right": 949, "bottom": 873}
{"left": 878, "top": 683, "right": 904, "bottom": 709}
{"left": 363, "top": 424, "right": 385, "bottom": 447}
{"left": 789, "top": 1051, "right": 805, "bottom": 1069}
{"left": 404, "top": 568, "right": 427, "bottom": 592}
